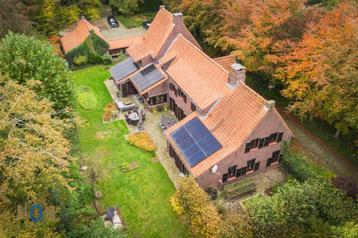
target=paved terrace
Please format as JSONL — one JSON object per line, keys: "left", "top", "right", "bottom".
{"left": 104, "top": 79, "right": 183, "bottom": 187}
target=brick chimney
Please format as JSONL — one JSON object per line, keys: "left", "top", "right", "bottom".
{"left": 173, "top": 13, "right": 184, "bottom": 34}
{"left": 264, "top": 100, "right": 276, "bottom": 111}
{"left": 228, "top": 63, "right": 246, "bottom": 87}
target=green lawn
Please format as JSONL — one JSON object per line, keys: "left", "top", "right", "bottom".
{"left": 117, "top": 12, "right": 155, "bottom": 28}
{"left": 72, "top": 65, "right": 189, "bottom": 237}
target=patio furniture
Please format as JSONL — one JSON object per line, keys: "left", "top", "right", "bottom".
{"left": 122, "top": 97, "right": 132, "bottom": 105}
{"left": 115, "top": 100, "right": 136, "bottom": 111}
{"left": 137, "top": 95, "right": 144, "bottom": 104}
{"left": 128, "top": 112, "right": 139, "bottom": 125}
{"left": 160, "top": 115, "right": 177, "bottom": 131}
{"left": 125, "top": 114, "right": 130, "bottom": 124}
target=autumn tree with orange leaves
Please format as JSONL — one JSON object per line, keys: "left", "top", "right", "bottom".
{"left": 233, "top": 0, "right": 321, "bottom": 75}
{"left": 280, "top": 1, "right": 358, "bottom": 138}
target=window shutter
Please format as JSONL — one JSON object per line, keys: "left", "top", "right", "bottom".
{"left": 245, "top": 142, "right": 251, "bottom": 153}
{"left": 277, "top": 132, "right": 283, "bottom": 142}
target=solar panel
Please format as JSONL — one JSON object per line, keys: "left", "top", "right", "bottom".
{"left": 110, "top": 57, "right": 138, "bottom": 82}
{"left": 171, "top": 117, "right": 222, "bottom": 167}
{"left": 130, "top": 64, "right": 164, "bottom": 92}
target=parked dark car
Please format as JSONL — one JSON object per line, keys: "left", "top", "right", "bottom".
{"left": 107, "top": 16, "right": 119, "bottom": 28}
{"left": 142, "top": 20, "right": 151, "bottom": 30}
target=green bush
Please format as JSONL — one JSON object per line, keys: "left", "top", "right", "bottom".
{"left": 66, "top": 31, "right": 109, "bottom": 65}
{"left": 223, "top": 179, "right": 256, "bottom": 199}
{"left": 101, "top": 54, "right": 112, "bottom": 65}
{"left": 76, "top": 86, "right": 97, "bottom": 110}
{"left": 281, "top": 148, "right": 326, "bottom": 182}
{"left": 73, "top": 55, "right": 88, "bottom": 66}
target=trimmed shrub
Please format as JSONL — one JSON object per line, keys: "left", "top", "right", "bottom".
{"left": 65, "top": 31, "right": 109, "bottom": 65}
{"left": 127, "top": 132, "right": 156, "bottom": 152}
{"left": 281, "top": 149, "right": 326, "bottom": 182}
{"left": 223, "top": 179, "right": 256, "bottom": 199}
{"left": 76, "top": 86, "right": 97, "bottom": 110}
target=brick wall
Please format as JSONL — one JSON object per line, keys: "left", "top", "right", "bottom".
{"left": 196, "top": 109, "right": 293, "bottom": 189}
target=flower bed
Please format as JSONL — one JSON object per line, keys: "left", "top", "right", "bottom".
{"left": 103, "top": 102, "right": 118, "bottom": 122}
{"left": 77, "top": 86, "right": 97, "bottom": 110}
{"left": 127, "top": 132, "right": 156, "bottom": 152}
{"left": 223, "top": 178, "right": 256, "bottom": 200}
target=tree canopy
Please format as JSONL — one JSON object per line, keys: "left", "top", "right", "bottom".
{"left": 248, "top": 178, "right": 358, "bottom": 238}
{"left": 0, "top": 78, "right": 72, "bottom": 236}
{"left": 171, "top": 177, "right": 223, "bottom": 238}
{"left": 0, "top": 32, "right": 74, "bottom": 111}
{"left": 109, "top": 0, "right": 139, "bottom": 15}
{"left": 0, "top": 0, "right": 32, "bottom": 38}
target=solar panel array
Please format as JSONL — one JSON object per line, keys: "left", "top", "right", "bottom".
{"left": 110, "top": 57, "right": 138, "bottom": 82}
{"left": 131, "top": 64, "right": 164, "bottom": 91}
{"left": 171, "top": 117, "right": 222, "bottom": 167}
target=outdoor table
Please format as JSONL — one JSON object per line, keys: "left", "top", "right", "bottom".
{"left": 128, "top": 112, "right": 139, "bottom": 122}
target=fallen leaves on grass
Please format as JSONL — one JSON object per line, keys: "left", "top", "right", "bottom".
{"left": 127, "top": 132, "right": 156, "bottom": 152}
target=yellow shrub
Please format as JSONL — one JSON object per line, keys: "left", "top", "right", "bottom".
{"left": 127, "top": 132, "right": 156, "bottom": 152}
{"left": 103, "top": 102, "right": 117, "bottom": 122}
{"left": 170, "top": 196, "right": 183, "bottom": 215}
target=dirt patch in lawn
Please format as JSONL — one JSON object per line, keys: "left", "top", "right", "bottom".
{"left": 95, "top": 148, "right": 111, "bottom": 159}
{"left": 96, "top": 131, "right": 111, "bottom": 140}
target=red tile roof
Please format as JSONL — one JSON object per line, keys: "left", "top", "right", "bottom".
{"left": 126, "top": 8, "right": 201, "bottom": 62}
{"left": 161, "top": 34, "right": 231, "bottom": 110}
{"left": 60, "top": 19, "right": 106, "bottom": 53}
{"left": 127, "top": 9, "right": 174, "bottom": 61}
{"left": 108, "top": 35, "right": 143, "bottom": 50}
{"left": 213, "top": 55, "right": 236, "bottom": 71}
{"left": 166, "top": 84, "right": 293, "bottom": 176}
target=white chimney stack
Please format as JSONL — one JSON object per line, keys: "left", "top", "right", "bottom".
{"left": 264, "top": 100, "right": 276, "bottom": 111}
{"left": 228, "top": 63, "right": 246, "bottom": 87}
{"left": 173, "top": 13, "right": 184, "bottom": 34}
{"left": 159, "top": 5, "right": 166, "bottom": 10}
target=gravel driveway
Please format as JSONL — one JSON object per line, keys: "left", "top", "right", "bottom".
{"left": 95, "top": 17, "right": 145, "bottom": 40}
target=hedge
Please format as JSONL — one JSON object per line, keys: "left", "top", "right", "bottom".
{"left": 65, "top": 31, "right": 109, "bottom": 65}
{"left": 223, "top": 179, "right": 256, "bottom": 199}
{"left": 281, "top": 148, "right": 326, "bottom": 182}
